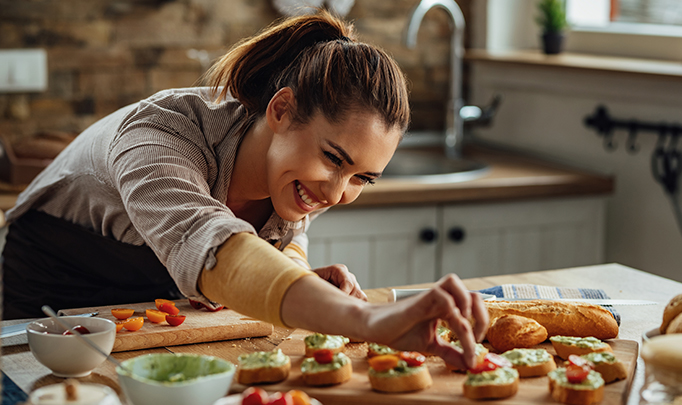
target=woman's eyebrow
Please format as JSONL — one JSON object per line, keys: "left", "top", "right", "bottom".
{"left": 326, "top": 140, "right": 382, "bottom": 177}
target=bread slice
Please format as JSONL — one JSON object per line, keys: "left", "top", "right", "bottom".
{"left": 301, "top": 353, "right": 352, "bottom": 386}
{"left": 369, "top": 365, "right": 432, "bottom": 393}
{"left": 550, "top": 336, "right": 612, "bottom": 360}
{"left": 304, "top": 333, "right": 348, "bottom": 357}
{"left": 445, "top": 342, "right": 489, "bottom": 372}
{"left": 486, "top": 314, "right": 548, "bottom": 352}
{"left": 665, "top": 312, "right": 682, "bottom": 334}
{"left": 462, "top": 367, "right": 519, "bottom": 400}
{"left": 548, "top": 368, "right": 605, "bottom": 405}
{"left": 237, "top": 349, "right": 291, "bottom": 385}
{"left": 579, "top": 352, "right": 627, "bottom": 384}
{"left": 485, "top": 300, "right": 619, "bottom": 340}
{"left": 661, "top": 293, "right": 682, "bottom": 334}
{"left": 500, "top": 348, "right": 556, "bottom": 378}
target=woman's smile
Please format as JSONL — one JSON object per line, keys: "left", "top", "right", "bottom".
{"left": 294, "top": 180, "right": 321, "bottom": 211}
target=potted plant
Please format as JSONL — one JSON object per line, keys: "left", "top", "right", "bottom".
{"left": 536, "top": 0, "right": 569, "bottom": 54}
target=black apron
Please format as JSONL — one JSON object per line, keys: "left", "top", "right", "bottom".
{"left": 2, "top": 210, "right": 183, "bottom": 320}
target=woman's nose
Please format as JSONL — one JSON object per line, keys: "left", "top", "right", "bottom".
{"left": 321, "top": 176, "right": 347, "bottom": 206}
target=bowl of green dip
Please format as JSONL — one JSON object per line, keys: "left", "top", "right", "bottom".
{"left": 116, "top": 353, "right": 235, "bottom": 405}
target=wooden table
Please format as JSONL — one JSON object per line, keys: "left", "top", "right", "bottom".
{"left": 2, "top": 263, "right": 680, "bottom": 404}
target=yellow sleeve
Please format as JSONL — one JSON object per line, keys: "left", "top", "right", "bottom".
{"left": 198, "top": 232, "right": 317, "bottom": 327}
{"left": 282, "top": 241, "right": 311, "bottom": 269}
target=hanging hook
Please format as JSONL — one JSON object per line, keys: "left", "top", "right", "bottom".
{"left": 626, "top": 121, "right": 639, "bottom": 154}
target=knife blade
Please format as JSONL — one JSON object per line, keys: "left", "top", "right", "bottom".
{"left": 1, "top": 311, "right": 99, "bottom": 338}
{"left": 390, "top": 288, "right": 658, "bottom": 305}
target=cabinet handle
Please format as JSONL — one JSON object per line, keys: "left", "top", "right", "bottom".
{"left": 448, "top": 227, "right": 466, "bottom": 243}
{"left": 419, "top": 228, "right": 438, "bottom": 243}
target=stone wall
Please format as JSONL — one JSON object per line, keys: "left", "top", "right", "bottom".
{"left": 0, "top": 0, "right": 472, "bottom": 140}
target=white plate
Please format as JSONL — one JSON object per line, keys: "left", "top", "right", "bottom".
{"left": 642, "top": 327, "right": 661, "bottom": 343}
{"left": 213, "top": 394, "right": 322, "bottom": 405}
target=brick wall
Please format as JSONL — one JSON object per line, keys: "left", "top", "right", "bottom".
{"left": 0, "top": 0, "right": 472, "bottom": 140}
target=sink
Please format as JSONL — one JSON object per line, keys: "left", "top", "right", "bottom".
{"left": 381, "top": 147, "right": 489, "bottom": 184}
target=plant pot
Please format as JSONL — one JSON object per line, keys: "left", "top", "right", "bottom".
{"left": 541, "top": 31, "right": 565, "bottom": 55}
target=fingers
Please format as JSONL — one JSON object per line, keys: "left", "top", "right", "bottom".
{"left": 470, "top": 292, "right": 490, "bottom": 342}
{"left": 312, "top": 264, "right": 367, "bottom": 301}
{"left": 436, "top": 274, "right": 472, "bottom": 319}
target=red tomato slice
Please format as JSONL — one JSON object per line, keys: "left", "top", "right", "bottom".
{"left": 468, "top": 358, "right": 498, "bottom": 374}
{"left": 188, "top": 299, "right": 224, "bottom": 312}
{"left": 313, "top": 349, "right": 334, "bottom": 364}
{"left": 399, "top": 351, "right": 426, "bottom": 367}
{"left": 485, "top": 353, "right": 513, "bottom": 369}
{"left": 566, "top": 363, "right": 591, "bottom": 384}
{"left": 165, "top": 314, "right": 186, "bottom": 326}
{"left": 568, "top": 354, "right": 594, "bottom": 368}
{"left": 146, "top": 309, "right": 168, "bottom": 323}
{"left": 155, "top": 299, "right": 175, "bottom": 311}
{"left": 159, "top": 302, "right": 180, "bottom": 316}
{"left": 242, "top": 387, "right": 269, "bottom": 405}
{"left": 267, "top": 392, "right": 293, "bottom": 405}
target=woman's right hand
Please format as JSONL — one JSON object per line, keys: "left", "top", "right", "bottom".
{"left": 358, "top": 274, "right": 489, "bottom": 370}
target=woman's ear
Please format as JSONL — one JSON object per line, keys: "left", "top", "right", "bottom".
{"left": 266, "top": 87, "right": 296, "bottom": 133}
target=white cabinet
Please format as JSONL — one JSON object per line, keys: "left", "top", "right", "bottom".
{"left": 307, "top": 197, "right": 606, "bottom": 288}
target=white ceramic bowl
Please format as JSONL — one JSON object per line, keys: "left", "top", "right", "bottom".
{"left": 116, "top": 353, "right": 235, "bottom": 405}
{"left": 642, "top": 327, "right": 661, "bottom": 343}
{"left": 29, "top": 382, "right": 122, "bottom": 405}
{"left": 27, "top": 316, "right": 116, "bottom": 378}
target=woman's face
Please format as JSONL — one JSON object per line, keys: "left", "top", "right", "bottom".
{"left": 266, "top": 106, "right": 402, "bottom": 222}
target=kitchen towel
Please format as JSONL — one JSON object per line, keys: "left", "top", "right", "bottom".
{"left": 477, "top": 284, "right": 621, "bottom": 325}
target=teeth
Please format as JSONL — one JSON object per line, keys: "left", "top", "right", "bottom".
{"left": 296, "top": 181, "right": 319, "bottom": 208}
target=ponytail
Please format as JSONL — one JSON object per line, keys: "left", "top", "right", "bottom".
{"left": 206, "top": 10, "right": 410, "bottom": 132}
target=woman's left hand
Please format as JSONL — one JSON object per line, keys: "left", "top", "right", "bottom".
{"left": 312, "top": 264, "right": 367, "bottom": 301}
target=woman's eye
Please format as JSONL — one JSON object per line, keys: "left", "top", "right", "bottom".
{"left": 324, "top": 151, "right": 343, "bottom": 166}
{"left": 356, "top": 175, "right": 376, "bottom": 186}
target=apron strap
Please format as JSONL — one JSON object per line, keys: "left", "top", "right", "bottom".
{"left": 2, "top": 210, "right": 182, "bottom": 320}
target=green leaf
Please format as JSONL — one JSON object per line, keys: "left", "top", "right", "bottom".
{"left": 536, "top": 0, "right": 569, "bottom": 33}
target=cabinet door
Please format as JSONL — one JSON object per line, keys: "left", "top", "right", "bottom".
{"left": 306, "top": 206, "right": 439, "bottom": 289}
{"left": 440, "top": 197, "right": 606, "bottom": 279}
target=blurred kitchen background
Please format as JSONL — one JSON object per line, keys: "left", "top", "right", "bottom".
{"left": 1, "top": 0, "right": 681, "bottom": 286}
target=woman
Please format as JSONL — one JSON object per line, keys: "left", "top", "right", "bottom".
{"left": 2, "top": 10, "right": 488, "bottom": 369}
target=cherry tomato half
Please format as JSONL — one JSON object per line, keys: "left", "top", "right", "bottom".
{"left": 159, "top": 302, "right": 180, "bottom": 316}
{"left": 111, "top": 308, "right": 135, "bottom": 320}
{"left": 368, "top": 354, "right": 400, "bottom": 372}
{"left": 188, "top": 299, "right": 224, "bottom": 312}
{"left": 485, "top": 353, "right": 513, "bottom": 369}
{"left": 115, "top": 321, "right": 124, "bottom": 332}
{"left": 399, "top": 351, "right": 426, "bottom": 367}
{"left": 62, "top": 325, "right": 90, "bottom": 335}
{"left": 313, "top": 349, "right": 334, "bottom": 364}
{"left": 568, "top": 354, "right": 594, "bottom": 369}
{"left": 287, "top": 390, "right": 312, "bottom": 405}
{"left": 165, "top": 314, "right": 186, "bottom": 326}
{"left": 155, "top": 298, "right": 175, "bottom": 311}
{"left": 241, "top": 387, "right": 269, "bottom": 405}
{"left": 566, "top": 363, "right": 591, "bottom": 384}
{"left": 268, "top": 392, "right": 293, "bottom": 405}
{"left": 122, "top": 316, "right": 144, "bottom": 331}
{"left": 146, "top": 309, "right": 168, "bottom": 323}
{"left": 468, "top": 358, "right": 498, "bottom": 374}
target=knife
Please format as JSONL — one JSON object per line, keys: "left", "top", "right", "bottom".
{"left": 390, "top": 289, "right": 657, "bottom": 305}
{"left": 1, "top": 311, "right": 99, "bottom": 338}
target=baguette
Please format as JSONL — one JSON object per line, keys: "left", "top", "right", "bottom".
{"left": 237, "top": 349, "right": 291, "bottom": 385}
{"left": 661, "top": 293, "right": 682, "bottom": 334}
{"left": 369, "top": 365, "right": 432, "bottom": 393}
{"left": 485, "top": 300, "right": 619, "bottom": 339}
{"left": 666, "top": 313, "right": 682, "bottom": 334}
{"left": 486, "top": 314, "right": 548, "bottom": 352}
{"left": 548, "top": 368, "right": 605, "bottom": 405}
{"left": 500, "top": 348, "right": 556, "bottom": 378}
{"left": 550, "top": 336, "right": 612, "bottom": 360}
{"left": 462, "top": 367, "right": 519, "bottom": 400}
{"left": 301, "top": 352, "right": 352, "bottom": 386}
{"left": 579, "top": 352, "right": 627, "bottom": 384}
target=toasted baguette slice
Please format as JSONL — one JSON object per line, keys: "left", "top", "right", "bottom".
{"left": 237, "top": 349, "right": 291, "bottom": 385}
{"left": 500, "top": 348, "right": 556, "bottom": 378}
{"left": 485, "top": 300, "right": 619, "bottom": 340}
{"left": 580, "top": 352, "right": 627, "bottom": 384}
{"left": 660, "top": 293, "right": 682, "bottom": 334}
{"left": 463, "top": 367, "right": 519, "bottom": 400}
{"left": 446, "top": 342, "right": 489, "bottom": 372}
{"left": 369, "top": 366, "right": 432, "bottom": 393}
{"left": 304, "top": 333, "right": 348, "bottom": 357}
{"left": 487, "top": 314, "right": 548, "bottom": 352}
{"left": 548, "top": 368, "right": 605, "bottom": 405}
{"left": 550, "top": 336, "right": 612, "bottom": 360}
{"left": 301, "top": 353, "right": 352, "bottom": 386}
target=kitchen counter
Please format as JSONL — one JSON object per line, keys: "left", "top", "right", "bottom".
{"left": 2, "top": 263, "right": 679, "bottom": 405}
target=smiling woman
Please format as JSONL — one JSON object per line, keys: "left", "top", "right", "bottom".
{"left": 1, "top": 10, "right": 488, "bottom": 370}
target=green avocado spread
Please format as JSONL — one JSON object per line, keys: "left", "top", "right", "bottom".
{"left": 451, "top": 340, "right": 487, "bottom": 357}
{"left": 581, "top": 351, "right": 617, "bottom": 365}
{"left": 238, "top": 349, "right": 289, "bottom": 370}
{"left": 304, "top": 333, "right": 349, "bottom": 349}
{"left": 550, "top": 336, "right": 608, "bottom": 349}
{"left": 301, "top": 352, "right": 349, "bottom": 374}
{"left": 501, "top": 348, "right": 552, "bottom": 366}
{"left": 368, "top": 343, "right": 398, "bottom": 356}
{"left": 368, "top": 360, "right": 423, "bottom": 378}
{"left": 548, "top": 368, "right": 604, "bottom": 390}
{"left": 465, "top": 367, "right": 518, "bottom": 386}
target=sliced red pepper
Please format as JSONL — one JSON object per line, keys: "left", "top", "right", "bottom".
{"left": 313, "top": 348, "right": 334, "bottom": 364}
{"left": 165, "top": 314, "right": 186, "bottom": 326}
{"left": 399, "top": 351, "right": 426, "bottom": 367}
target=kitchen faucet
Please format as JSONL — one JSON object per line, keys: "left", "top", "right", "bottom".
{"left": 405, "top": 0, "right": 467, "bottom": 160}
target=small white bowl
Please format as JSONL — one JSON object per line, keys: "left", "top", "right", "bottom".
{"left": 29, "top": 382, "right": 121, "bottom": 405}
{"left": 642, "top": 327, "right": 661, "bottom": 343}
{"left": 27, "top": 316, "right": 116, "bottom": 378}
{"left": 116, "top": 353, "right": 235, "bottom": 405}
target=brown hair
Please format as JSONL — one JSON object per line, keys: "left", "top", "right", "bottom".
{"left": 205, "top": 10, "right": 410, "bottom": 132}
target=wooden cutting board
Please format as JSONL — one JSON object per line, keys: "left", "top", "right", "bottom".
{"left": 61, "top": 300, "right": 273, "bottom": 352}
{"left": 230, "top": 329, "right": 638, "bottom": 405}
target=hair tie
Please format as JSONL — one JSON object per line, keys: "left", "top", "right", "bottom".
{"left": 338, "top": 35, "right": 352, "bottom": 42}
